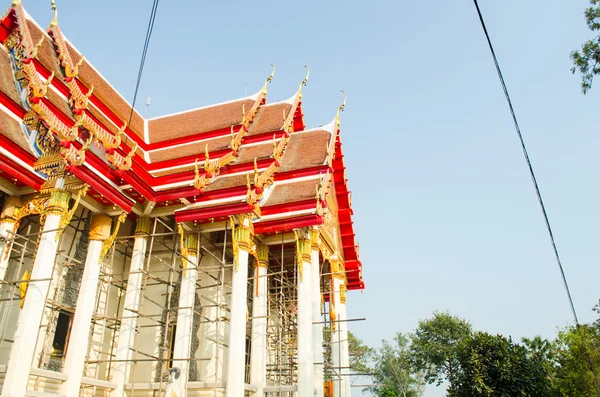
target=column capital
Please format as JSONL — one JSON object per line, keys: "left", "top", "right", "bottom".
{"left": 310, "top": 228, "right": 320, "bottom": 250}
{"left": 330, "top": 258, "right": 346, "bottom": 282}
{"left": 256, "top": 244, "right": 269, "bottom": 269}
{"left": 295, "top": 230, "right": 311, "bottom": 281}
{"left": 89, "top": 214, "right": 112, "bottom": 241}
{"left": 231, "top": 214, "right": 255, "bottom": 271}
{"left": 135, "top": 217, "right": 152, "bottom": 236}
{"left": 1, "top": 197, "right": 22, "bottom": 223}
{"left": 98, "top": 213, "right": 128, "bottom": 261}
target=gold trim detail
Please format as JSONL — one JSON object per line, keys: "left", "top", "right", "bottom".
{"left": 99, "top": 213, "right": 127, "bottom": 261}
{"left": 256, "top": 244, "right": 269, "bottom": 269}
{"left": 230, "top": 214, "right": 255, "bottom": 272}
{"left": 55, "top": 185, "right": 88, "bottom": 240}
{"left": 194, "top": 66, "right": 274, "bottom": 193}
{"left": 177, "top": 225, "right": 199, "bottom": 276}
{"left": 19, "top": 270, "right": 29, "bottom": 309}
{"left": 340, "top": 284, "right": 347, "bottom": 304}
{"left": 135, "top": 218, "right": 152, "bottom": 236}
{"left": 294, "top": 229, "right": 311, "bottom": 281}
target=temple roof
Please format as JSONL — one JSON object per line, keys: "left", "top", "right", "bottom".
{"left": 0, "top": 1, "right": 363, "bottom": 289}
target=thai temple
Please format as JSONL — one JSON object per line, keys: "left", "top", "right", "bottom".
{"left": 0, "top": 1, "right": 363, "bottom": 396}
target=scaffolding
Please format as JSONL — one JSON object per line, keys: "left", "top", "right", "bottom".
{"left": 0, "top": 201, "right": 340, "bottom": 397}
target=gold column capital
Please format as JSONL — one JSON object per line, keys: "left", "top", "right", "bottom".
{"left": 330, "top": 257, "right": 347, "bottom": 282}
{"left": 310, "top": 227, "right": 320, "bottom": 250}
{"left": 294, "top": 229, "right": 311, "bottom": 281}
{"left": 89, "top": 214, "right": 112, "bottom": 241}
{"left": 231, "top": 214, "right": 255, "bottom": 272}
{"left": 184, "top": 233, "right": 199, "bottom": 256}
{"left": 1, "top": 197, "right": 22, "bottom": 223}
{"left": 46, "top": 189, "right": 71, "bottom": 216}
{"left": 256, "top": 244, "right": 269, "bottom": 269}
{"left": 135, "top": 217, "right": 152, "bottom": 237}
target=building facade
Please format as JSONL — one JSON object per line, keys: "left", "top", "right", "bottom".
{"left": 0, "top": 2, "right": 363, "bottom": 396}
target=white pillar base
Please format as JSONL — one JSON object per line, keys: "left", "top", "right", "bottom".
{"left": 1, "top": 212, "right": 61, "bottom": 397}
{"left": 111, "top": 219, "right": 150, "bottom": 397}
{"left": 225, "top": 248, "right": 249, "bottom": 397}
{"left": 173, "top": 251, "right": 198, "bottom": 397}
{"left": 249, "top": 263, "right": 267, "bottom": 397}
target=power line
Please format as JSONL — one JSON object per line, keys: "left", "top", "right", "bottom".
{"left": 128, "top": 0, "right": 160, "bottom": 128}
{"left": 471, "top": 0, "right": 579, "bottom": 325}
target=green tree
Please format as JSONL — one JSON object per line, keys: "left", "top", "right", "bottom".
{"left": 348, "top": 331, "right": 375, "bottom": 376}
{"left": 409, "top": 311, "right": 472, "bottom": 387}
{"left": 369, "top": 333, "right": 424, "bottom": 397}
{"left": 451, "top": 332, "right": 552, "bottom": 397}
{"left": 571, "top": 0, "right": 600, "bottom": 93}
{"left": 553, "top": 325, "right": 600, "bottom": 396}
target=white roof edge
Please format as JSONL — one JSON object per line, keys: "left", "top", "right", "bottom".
{"left": 147, "top": 87, "right": 262, "bottom": 122}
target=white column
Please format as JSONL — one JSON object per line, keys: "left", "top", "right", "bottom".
{"left": 1, "top": 190, "right": 70, "bottom": 397}
{"left": 338, "top": 286, "right": 351, "bottom": 397}
{"left": 225, "top": 216, "right": 253, "bottom": 397}
{"left": 311, "top": 235, "right": 324, "bottom": 397}
{"left": 173, "top": 230, "right": 199, "bottom": 396}
{"left": 0, "top": 197, "right": 21, "bottom": 282}
{"left": 61, "top": 214, "right": 118, "bottom": 396}
{"left": 297, "top": 233, "right": 314, "bottom": 397}
{"left": 249, "top": 245, "right": 268, "bottom": 397}
{"left": 330, "top": 259, "right": 348, "bottom": 397}
{"left": 111, "top": 217, "right": 151, "bottom": 397}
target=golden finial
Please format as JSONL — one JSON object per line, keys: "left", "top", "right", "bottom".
{"left": 262, "top": 64, "right": 275, "bottom": 95}
{"left": 204, "top": 144, "right": 210, "bottom": 164}
{"left": 11, "top": 0, "right": 21, "bottom": 7}
{"left": 297, "top": 65, "right": 310, "bottom": 101}
{"left": 335, "top": 90, "right": 346, "bottom": 129}
{"left": 50, "top": 0, "right": 58, "bottom": 27}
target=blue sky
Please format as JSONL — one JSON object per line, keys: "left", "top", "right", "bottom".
{"left": 20, "top": 0, "right": 600, "bottom": 395}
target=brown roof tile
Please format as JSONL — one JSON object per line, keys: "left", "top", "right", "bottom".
{"left": 232, "top": 142, "right": 273, "bottom": 165}
{"left": 26, "top": 20, "right": 65, "bottom": 81}
{"left": 263, "top": 179, "right": 318, "bottom": 207}
{"left": 148, "top": 135, "right": 231, "bottom": 163}
{"left": 0, "top": 47, "right": 21, "bottom": 105}
{"left": 0, "top": 109, "right": 33, "bottom": 154}
{"left": 148, "top": 99, "right": 255, "bottom": 144}
{"left": 45, "top": 88, "right": 73, "bottom": 121}
{"left": 203, "top": 173, "right": 248, "bottom": 192}
{"left": 278, "top": 130, "right": 331, "bottom": 173}
{"left": 247, "top": 103, "right": 290, "bottom": 136}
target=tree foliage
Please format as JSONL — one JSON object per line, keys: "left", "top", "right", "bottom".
{"left": 553, "top": 324, "right": 600, "bottom": 396}
{"left": 572, "top": 0, "right": 600, "bottom": 93}
{"left": 451, "top": 332, "right": 552, "bottom": 397}
{"left": 368, "top": 333, "right": 425, "bottom": 397}
{"left": 409, "top": 311, "right": 472, "bottom": 386}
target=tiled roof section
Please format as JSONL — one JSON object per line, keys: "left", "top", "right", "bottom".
{"left": 0, "top": 47, "right": 20, "bottom": 105}
{"left": 247, "top": 103, "right": 291, "bottom": 136}
{"left": 0, "top": 109, "right": 32, "bottom": 154}
{"left": 25, "top": 19, "right": 65, "bottom": 81}
{"left": 263, "top": 179, "right": 319, "bottom": 207}
{"left": 75, "top": 58, "right": 145, "bottom": 139}
{"left": 147, "top": 98, "right": 255, "bottom": 144}
{"left": 203, "top": 173, "right": 248, "bottom": 192}
{"left": 148, "top": 135, "right": 231, "bottom": 163}
{"left": 232, "top": 142, "right": 274, "bottom": 165}
{"left": 46, "top": 88, "right": 73, "bottom": 121}
{"left": 278, "top": 130, "right": 331, "bottom": 173}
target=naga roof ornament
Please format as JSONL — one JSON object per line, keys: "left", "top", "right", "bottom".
{"left": 193, "top": 65, "right": 275, "bottom": 192}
